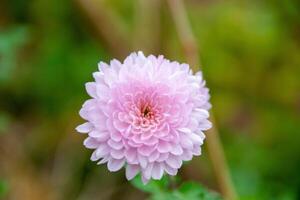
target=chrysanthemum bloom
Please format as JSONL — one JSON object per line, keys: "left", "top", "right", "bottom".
{"left": 76, "top": 51, "right": 211, "bottom": 184}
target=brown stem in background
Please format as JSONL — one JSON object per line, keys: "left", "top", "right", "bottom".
{"left": 206, "top": 115, "right": 238, "bottom": 200}
{"left": 75, "top": 0, "right": 130, "bottom": 59}
{"left": 165, "top": 0, "right": 201, "bottom": 69}
{"left": 133, "top": 0, "right": 161, "bottom": 54}
{"left": 166, "top": 0, "right": 238, "bottom": 199}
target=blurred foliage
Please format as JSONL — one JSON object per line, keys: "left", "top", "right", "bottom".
{"left": 132, "top": 176, "right": 221, "bottom": 200}
{"left": 0, "top": 26, "right": 28, "bottom": 84}
{"left": 0, "top": 179, "right": 9, "bottom": 198}
{"left": 0, "top": 0, "right": 300, "bottom": 199}
{"left": 0, "top": 112, "right": 10, "bottom": 134}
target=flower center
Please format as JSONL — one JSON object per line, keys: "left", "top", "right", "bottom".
{"left": 142, "top": 105, "right": 151, "bottom": 117}
{"left": 131, "top": 102, "right": 159, "bottom": 130}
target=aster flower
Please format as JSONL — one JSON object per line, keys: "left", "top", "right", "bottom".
{"left": 76, "top": 51, "right": 212, "bottom": 184}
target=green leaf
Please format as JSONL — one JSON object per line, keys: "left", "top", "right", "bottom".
{"left": 0, "top": 179, "right": 9, "bottom": 198}
{"left": 0, "top": 26, "right": 29, "bottom": 83}
{"left": 0, "top": 113, "right": 10, "bottom": 134}
{"left": 131, "top": 174, "right": 169, "bottom": 193}
{"left": 173, "top": 182, "right": 222, "bottom": 200}
{"left": 131, "top": 176, "right": 222, "bottom": 200}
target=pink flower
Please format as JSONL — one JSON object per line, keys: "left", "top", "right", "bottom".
{"left": 76, "top": 52, "right": 211, "bottom": 184}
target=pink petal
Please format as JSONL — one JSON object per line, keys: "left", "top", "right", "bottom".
{"left": 192, "top": 145, "right": 202, "bottom": 156}
{"left": 148, "top": 150, "right": 160, "bottom": 162}
{"left": 91, "top": 150, "right": 100, "bottom": 161}
{"left": 197, "top": 131, "right": 206, "bottom": 140}
{"left": 79, "top": 109, "right": 89, "bottom": 120}
{"left": 151, "top": 163, "right": 163, "bottom": 180}
{"left": 192, "top": 108, "right": 209, "bottom": 119}
{"left": 108, "top": 139, "right": 123, "bottom": 150}
{"left": 98, "top": 61, "right": 109, "bottom": 72}
{"left": 92, "top": 71, "right": 104, "bottom": 82}
{"left": 199, "top": 120, "right": 212, "bottom": 130}
{"left": 190, "top": 133, "right": 203, "bottom": 145}
{"left": 156, "top": 123, "right": 169, "bottom": 137}
{"left": 128, "top": 140, "right": 142, "bottom": 148}
{"left": 93, "top": 119, "right": 108, "bottom": 131}
{"left": 126, "top": 165, "right": 140, "bottom": 180}
{"left": 157, "top": 141, "right": 172, "bottom": 153}
{"left": 163, "top": 163, "right": 178, "bottom": 176}
{"left": 113, "top": 120, "right": 129, "bottom": 131}
{"left": 141, "top": 175, "right": 150, "bottom": 185}
{"left": 110, "top": 131, "right": 122, "bottom": 142}
{"left": 170, "top": 145, "right": 183, "bottom": 155}
{"left": 83, "top": 137, "right": 99, "bottom": 149}
{"left": 143, "top": 163, "right": 153, "bottom": 179}
{"left": 138, "top": 154, "right": 148, "bottom": 168}
{"left": 140, "top": 131, "right": 153, "bottom": 140}
{"left": 180, "top": 135, "right": 193, "bottom": 149}
{"left": 156, "top": 153, "right": 169, "bottom": 162}
{"left": 188, "top": 118, "right": 198, "bottom": 131}
{"left": 103, "top": 67, "right": 118, "bottom": 87}
{"left": 181, "top": 150, "right": 193, "bottom": 161}
{"left": 166, "top": 155, "right": 182, "bottom": 169}
{"left": 82, "top": 99, "right": 97, "bottom": 109}
{"left": 96, "top": 84, "right": 110, "bottom": 101}
{"left": 111, "top": 149, "right": 125, "bottom": 159}
{"left": 88, "top": 110, "right": 107, "bottom": 124}
{"left": 107, "top": 159, "right": 125, "bottom": 172}
{"left": 142, "top": 136, "right": 158, "bottom": 146}
{"left": 138, "top": 145, "right": 155, "bottom": 156}
{"left": 85, "top": 82, "right": 97, "bottom": 98}
{"left": 125, "top": 149, "right": 138, "bottom": 164}
{"left": 89, "top": 131, "right": 109, "bottom": 141}
{"left": 97, "top": 156, "right": 109, "bottom": 165}
{"left": 76, "top": 122, "right": 93, "bottom": 133}
{"left": 95, "top": 144, "right": 110, "bottom": 157}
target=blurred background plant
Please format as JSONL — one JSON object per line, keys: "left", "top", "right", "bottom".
{"left": 0, "top": 0, "right": 300, "bottom": 199}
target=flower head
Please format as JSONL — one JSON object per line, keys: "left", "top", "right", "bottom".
{"left": 76, "top": 52, "right": 211, "bottom": 184}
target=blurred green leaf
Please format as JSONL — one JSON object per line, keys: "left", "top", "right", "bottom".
{"left": 0, "top": 113, "right": 10, "bottom": 134}
{"left": 0, "top": 26, "right": 28, "bottom": 84}
{"left": 0, "top": 179, "right": 9, "bottom": 198}
{"left": 131, "top": 174, "right": 169, "bottom": 193}
{"left": 173, "top": 182, "right": 222, "bottom": 200}
{"left": 132, "top": 176, "right": 221, "bottom": 200}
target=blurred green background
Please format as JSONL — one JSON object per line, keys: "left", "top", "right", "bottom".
{"left": 0, "top": 0, "right": 300, "bottom": 199}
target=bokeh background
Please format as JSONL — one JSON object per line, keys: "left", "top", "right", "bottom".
{"left": 1, "top": 0, "right": 300, "bottom": 199}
